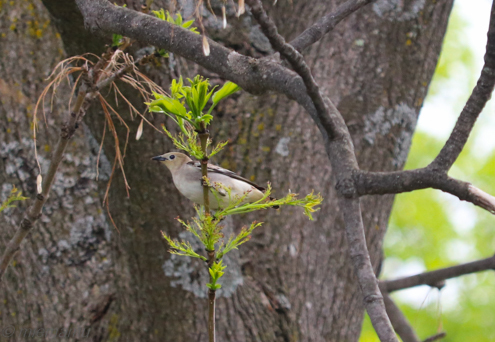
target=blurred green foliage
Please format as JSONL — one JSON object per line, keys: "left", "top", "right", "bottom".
{"left": 360, "top": 3, "right": 495, "bottom": 341}
{"left": 429, "top": 7, "right": 476, "bottom": 99}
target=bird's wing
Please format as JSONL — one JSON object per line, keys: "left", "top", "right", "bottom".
{"left": 187, "top": 161, "right": 266, "bottom": 191}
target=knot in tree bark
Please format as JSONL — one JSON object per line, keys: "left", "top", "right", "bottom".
{"left": 335, "top": 177, "right": 357, "bottom": 198}
{"left": 60, "top": 121, "right": 77, "bottom": 139}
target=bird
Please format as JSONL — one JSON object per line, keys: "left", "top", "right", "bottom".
{"left": 152, "top": 152, "right": 275, "bottom": 210}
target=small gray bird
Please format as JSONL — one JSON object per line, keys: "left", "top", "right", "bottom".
{"left": 152, "top": 152, "right": 272, "bottom": 210}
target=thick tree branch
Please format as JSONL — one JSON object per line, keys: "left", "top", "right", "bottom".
{"left": 352, "top": 169, "right": 495, "bottom": 214}
{"left": 430, "top": 1, "right": 495, "bottom": 171}
{"left": 383, "top": 292, "right": 420, "bottom": 342}
{"left": 380, "top": 254, "right": 495, "bottom": 293}
{"left": 290, "top": 0, "right": 375, "bottom": 52}
{"left": 73, "top": 0, "right": 337, "bottom": 149}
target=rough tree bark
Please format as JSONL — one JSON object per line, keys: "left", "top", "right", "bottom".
{"left": 0, "top": 0, "right": 453, "bottom": 341}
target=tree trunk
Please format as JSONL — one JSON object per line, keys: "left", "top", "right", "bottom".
{"left": 0, "top": 0, "right": 453, "bottom": 341}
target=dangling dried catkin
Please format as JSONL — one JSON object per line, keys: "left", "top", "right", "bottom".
{"left": 237, "top": 0, "right": 245, "bottom": 16}
{"left": 203, "top": 35, "right": 210, "bottom": 56}
{"left": 136, "top": 119, "right": 144, "bottom": 140}
{"left": 37, "top": 174, "right": 43, "bottom": 194}
{"left": 222, "top": 6, "right": 227, "bottom": 28}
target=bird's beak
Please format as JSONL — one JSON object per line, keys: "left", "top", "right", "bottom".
{"left": 151, "top": 155, "right": 167, "bottom": 162}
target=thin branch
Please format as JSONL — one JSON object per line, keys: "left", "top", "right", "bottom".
{"left": 0, "top": 52, "right": 156, "bottom": 281}
{"left": 339, "top": 198, "right": 398, "bottom": 342}
{"left": 290, "top": 0, "right": 375, "bottom": 52}
{"left": 73, "top": 0, "right": 334, "bottom": 142}
{"left": 380, "top": 254, "right": 495, "bottom": 293}
{"left": 246, "top": 0, "right": 338, "bottom": 139}
{"left": 383, "top": 292, "right": 420, "bottom": 342}
{"left": 430, "top": 1, "right": 495, "bottom": 171}
{"left": 423, "top": 332, "right": 446, "bottom": 342}
{"left": 0, "top": 81, "right": 89, "bottom": 280}
{"left": 246, "top": 1, "right": 397, "bottom": 340}
{"left": 352, "top": 169, "right": 495, "bottom": 215}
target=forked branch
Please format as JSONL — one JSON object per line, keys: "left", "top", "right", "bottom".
{"left": 246, "top": 0, "right": 397, "bottom": 340}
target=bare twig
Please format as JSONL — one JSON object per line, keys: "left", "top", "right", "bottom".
{"left": 422, "top": 332, "right": 446, "bottom": 342}
{"left": 198, "top": 121, "right": 214, "bottom": 342}
{"left": 0, "top": 81, "right": 89, "bottom": 280}
{"left": 290, "top": 0, "right": 375, "bottom": 52}
{"left": 246, "top": 0, "right": 337, "bottom": 139}
{"left": 430, "top": 1, "right": 495, "bottom": 171}
{"left": 383, "top": 292, "right": 420, "bottom": 342}
{"left": 0, "top": 51, "right": 158, "bottom": 280}
{"left": 380, "top": 254, "right": 495, "bottom": 293}
{"left": 352, "top": 169, "right": 495, "bottom": 215}
{"left": 208, "top": 289, "right": 216, "bottom": 342}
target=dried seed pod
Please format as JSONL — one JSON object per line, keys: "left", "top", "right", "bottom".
{"left": 203, "top": 35, "right": 210, "bottom": 56}
{"left": 37, "top": 174, "right": 43, "bottom": 194}
{"left": 237, "top": 0, "right": 245, "bottom": 16}
{"left": 136, "top": 119, "right": 144, "bottom": 140}
{"left": 222, "top": 6, "right": 227, "bottom": 29}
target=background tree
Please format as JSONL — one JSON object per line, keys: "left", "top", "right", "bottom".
{"left": 1, "top": 0, "right": 492, "bottom": 341}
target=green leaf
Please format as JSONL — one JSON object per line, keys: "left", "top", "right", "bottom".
{"left": 182, "top": 19, "right": 194, "bottom": 29}
{"left": 0, "top": 185, "right": 28, "bottom": 213}
{"left": 152, "top": 8, "right": 166, "bottom": 21}
{"left": 201, "top": 114, "right": 214, "bottom": 125}
{"left": 157, "top": 49, "right": 169, "bottom": 58}
{"left": 112, "top": 34, "right": 123, "bottom": 47}
{"left": 212, "top": 81, "right": 241, "bottom": 105}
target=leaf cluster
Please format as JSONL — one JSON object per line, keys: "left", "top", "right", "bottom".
{"left": 0, "top": 185, "right": 28, "bottom": 213}
{"left": 162, "top": 125, "right": 227, "bottom": 160}
{"left": 112, "top": 8, "right": 199, "bottom": 55}
{"left": 161, "top": 231, "right": 207, "bottom": 261}
{"left": 148, "top": 76, "right": 239, "bottom": 160}
{"left": 209, "top": 180, "right": 323, "bottom": 220}
{"left": 152, "top": 9, "right": 199, "bottom": 34}
{"left": 207, "top": 260, "right": 226, "bottom": 290}
{"left": 149, "top": 76, "right": 240, "bottom": 133}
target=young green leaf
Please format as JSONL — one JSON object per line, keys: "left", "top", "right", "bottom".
{"left": 212, "top": 81, "right": 241, "bottom": 106}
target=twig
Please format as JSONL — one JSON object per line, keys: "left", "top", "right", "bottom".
{"left": 198, "top": 123, "right": 211, "bottom": 216}
{"left": 352, "top": 169, "right": 495, "bottom": 215}
{"left": 430, "top": 1, "right": 495, "bottom": 171}
{"left": 383, "top": 292, "right": 420, "bottom": 342}
{"left": 0, "top": 81, "right": 89, "bottom": 280}
{"left": 0, "top": 51, "right": 157, "bottom": 281}
{"left": 290, "top": 0, "right": 375, "bottom": 52}
{"left": 422, "top": 332, "right": 446, "bottom": 342}
{"left": 246, "top": 0, "right": 337, "bottom": 139}
{"left": 208, "top": 289, "right": 216, "bottom": 342}
{"left": 198, "top": 121, "right": 215, "bottom": 342}
{"left": 380, "top": 254, "right": 495, "bottom": 293}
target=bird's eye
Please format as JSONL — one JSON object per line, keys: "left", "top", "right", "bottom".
{"left": 169, "top": 155, "right": 175, "bottom": 160}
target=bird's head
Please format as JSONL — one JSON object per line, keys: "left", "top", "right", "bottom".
{"left": 151, "top": 152, "right": 192, "bottom": 172}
